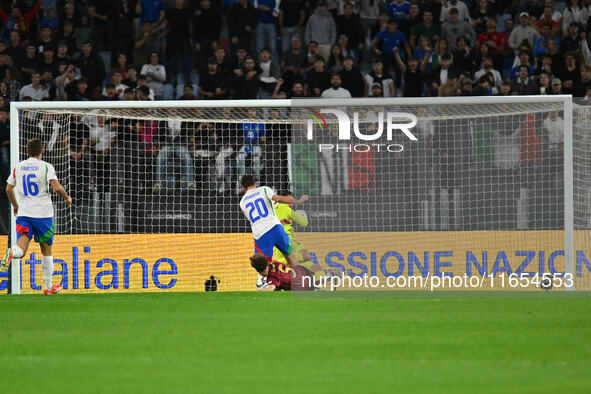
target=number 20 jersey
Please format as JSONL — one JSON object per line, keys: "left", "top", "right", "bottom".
{"left": 7, "top": 158, "right": 57, "bottom": 218}
{"left": 239, "top": 186, "right": 282, "bottom": 239}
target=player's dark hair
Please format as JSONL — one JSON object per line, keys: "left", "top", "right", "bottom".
{"left": 27, "top": 138, "right": 44, "bottom": 157}
{"left": 240, "top": 174, "right": 256, "bottom": 188}
{"left": 280, "top": 190, "right": 293, "bottom": 196}
{"left": 250, "top": 254, "right": 268, "bottom": 273}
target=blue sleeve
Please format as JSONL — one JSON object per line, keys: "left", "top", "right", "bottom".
{"left": 158, "top": 0, "right": 165, "bottom": 11}
{"left": 259, "top": 124, "right": 266, "bottom": 137}
{"left": 376, "top": 30, "right": 385, "bottom": 40}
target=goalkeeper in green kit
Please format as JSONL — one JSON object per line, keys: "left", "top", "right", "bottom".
{"left": 273, "top": 191, "right": 312, "bottom": 266}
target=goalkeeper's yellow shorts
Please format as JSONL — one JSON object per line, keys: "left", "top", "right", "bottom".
{"left": 274, "top": 238, "right": 306, "bottom": 264}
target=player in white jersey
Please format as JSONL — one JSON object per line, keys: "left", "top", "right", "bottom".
{"left": 239, "top": 174, "right": 309, "bottom": 267}
{"left": 0, "top": 138, "right": 72, "bottom": 295}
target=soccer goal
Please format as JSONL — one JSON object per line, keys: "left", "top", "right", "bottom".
{"left": 5, "top": 96, "right": 589, "bottom": 294}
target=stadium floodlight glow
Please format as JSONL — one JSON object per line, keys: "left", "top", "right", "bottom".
{"left": 6, "top": 95, "right": 587, "bottom": 294}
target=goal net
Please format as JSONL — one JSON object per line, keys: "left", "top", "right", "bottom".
{"left": 6, "top": 96, "right": 589, "bottom": 293}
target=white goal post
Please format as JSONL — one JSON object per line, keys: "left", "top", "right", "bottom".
{"left": 7, "top": 95, "right": 588, "bottom": 294}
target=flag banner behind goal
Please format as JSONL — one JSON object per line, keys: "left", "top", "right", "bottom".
{"left": 5, "top": 98, "right": 590, "bottom": 293}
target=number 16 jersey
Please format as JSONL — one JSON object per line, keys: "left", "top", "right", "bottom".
{"left": 239, "top": 186, "right": 281, "bottom": 239}
{"left": 7, "top": 158, "right": 57, "bottom": 218}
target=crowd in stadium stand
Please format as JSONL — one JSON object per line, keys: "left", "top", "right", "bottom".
{"left": 1, "top": 0, "right": 590, "bottom": 104}
{"left": 0, "top": 0, "right": 576, "bottom": 232}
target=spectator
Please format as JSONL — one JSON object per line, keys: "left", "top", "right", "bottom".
{"left": 372, "top": 19, "right": 411, "bottom": 65}
{"left": 55, "top": 62, "right": 76, "bottom": 100}
{"left": 471, "top": 0, "right": 494, "bottom": 35}
{"left": 135, "top": 21, "right": 158, "bottom": 69}
{"left": 103, "top": 69, "right": 128, "bottom": 98}
{"left": 496, "top": 79, "right": 512, "bottom": 95}
{"left": 193, "top": 0, "right": 222, "bottom": 72}
{"left": 336, "top": 34, "right": 357, "bottom": 62}
{"left": 304, "top": 56, "right": 330, "bottom": 97}
{"left": 0, "top": 80, "right": 11, "bottom": 107}
{"left": 19, "top": 71, "right": 49, "bottom": 101}
{"left": 475, "top": 55, "right": 503, "bottom": 92}
{"left": 193, "top": 117, "right": 218, "bottom": 192}
{"left": 387, "top": 0, "right": 410, "bottom": 26}
{"left": 370, "top": 11, "right": 389, "bottom": 40}
{"left": 438, "top": 71, "right": 461, "bottom": 97}
{"left": 141, "top": 51, "right": 166, "bottom": 100}
{"left": 89, "top": 0, "right": 111, "bottom": 51}
{"left": 508, "top": 12, "right": 540, "bottom": 53}
{"left": 427, "top": 53, "right": 456, "bottom": 96}
{"left": 154, "top": 112, "right": 196, "bottom": 192}
{"left": 213, "top": 108, "right": 237, "bottom": 193}
{"left": 542, "top": 110, "right": 564, "bottom": 168}
{"left": 557, "top": 52, "right": 579, "bottom": 94}
{"left": 123, "top": 87, "right": 136, "bottom": 100}
{"left": 228, "top": 0, "right": 258, "bottom": 53}
{"left": 339, "top": 55, "right": 364, "bottom": 97}
{"left": 364, "top": 57, "right": 395, "bottom": 97}
{"left": 510, "top": 65, "right": 539, "bottom": 94}
{"left": 258, "top": 48, "right": 281, "bottom": 98}
{"left": 40, "top": 7, "right": 59, "bottom": 32}
{"left": 198, "top": 58, "right": 228, "bottom": 99}
{"left": 254, "top": 0, "right": 280, "bottom": 58}
{"left": 560, "top": 23, "right": 581, "bottom": 54}
{"left": 321, "top": 72, "right": 351, "bottom": 98}
{"left": 39, "top": 47, "right": 56, "bottom": 76}
{"left": 280, "top": 36, "right": 306, "bottom": 84}
{"left": 452, "top": 36, "right": 477, "bottom": 75}
{"left": 477, "top": 17, "right": 505, "bottom": 69}
{"left": 395, "top": 53, "right": 424, "bottom": 97}
{"left": 111, "top": 53, "right": 129, "bottom": 79}
{"left": 460, "top": 77, "right": 473, "bottom": 95}
{"left": 534, "top": 53, "right": 556, "bottom": 78}
{"left": 237, "top": 108, "right": 265, "bottom": 181}
{"left": 166, "top": 0, "right": 193, "bottom": 87}
{"left": 37, "top": 25, "right": 56, "bottom": 54}
{"left": 509, "top": 48, "right": 535, "bottom": 79}
{"left": 272, "top": 78, "right": 303, "bottom": 98}
{"left": 76, "top": 41, "right": 106, "bottom": 98}
{"left": 535, "top": 5, "right": 561, "bottom": 36}
{"left": 411, "top": 10, "right": 440, "bottom": 50}
{"left": 136, "top": 75, "right": 155, "bottom": 99}
{"left": 108, "top": 0, "right": 136, "bottom": 65}
{"left": 401, "top": 2, "right": 422, "bottom": 40}
{"left": 41, "top": 69, "right": 56, "bottom": 99}
{"left": 67, "top": 77, "right": 92, "bottom": 101}
{"left": 122, "top": 66, "right": 138, "bottom": 89}
{"left": 76, "top": 15, "right": 94, "bottom": 50}
{"left": 279, "top": 0, "right": 305, "bottom": 53}
{"left": 0, "top": 1, "right": 42, "bottom": 41}
{"left": 55, "top": 41, "right": 72, "bottom": 62}
{"left": 534, "top": 22, "right": 557, "bottom": 57}
{"left": 136, "top": 84, "right": 152, "bottom": 100}
{"left": 213, "top": 47, "right": 231, "bottom": 77}
{"left": 100, "top": 83, "right": 120, "bottom": 101}
{"left": 336, "top": 3, "right": 363, "bottom": 56}
{"left": 425, "top": 38, "right": 452, "bottom": 72}
{"left": 60, "top": 3, "right": 79, "bottom": 31}
{"left": 179, "top": 84, "right": 197, "bottom": 100}
{"left": 370, "top": 82, "right": 383, "bottom": 97}
{"left": 551, "top": 77, "right": 563, "bottom": 94}
{"left": 327, "top": 44, "right": 344, "bottom": 72}
{"left": 16, "top": 43, "right": 41, "bottom": 84}
{"left": 235, "top": 56, "right": 261, "bottom": 99}
{"left": 440, "top": 0, "right": 470, "bottom": 23}
{"left": 441, "top": 8, "right": 475, "bottom": 51}
{"left": 562, "top": 0, "right": 587, "bottom": 36}
{"left": 573, "top": 65, "right": 591, "bottom": 97}
{"left": 537, "top": 71, "right": 552, "bottom": 94}
{"left": 471, "top": 75, "right": 492, "bottom": 95}
{"left": 69, "top": 114, "right": 90, "bottom": 201}
{"left": 305, "top": 2, "right": 337, "bottom": 61}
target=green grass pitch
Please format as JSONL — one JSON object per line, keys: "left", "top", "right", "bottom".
{"left": 2, "top": 293, "right": 591, "bottom": 393}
